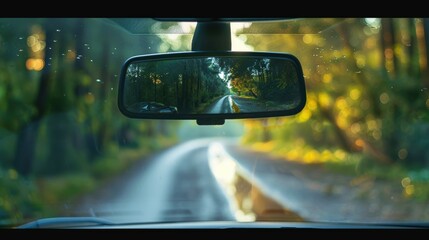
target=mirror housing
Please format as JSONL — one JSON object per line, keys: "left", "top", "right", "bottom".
{"left": 118, "top": 51, "right": 306, "bottom": 124}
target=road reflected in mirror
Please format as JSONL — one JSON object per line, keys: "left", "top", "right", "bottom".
{"left": 121, "top": 53, "right": 306, "bottom": 117}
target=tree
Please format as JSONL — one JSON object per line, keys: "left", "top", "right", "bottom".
{"left": 242, "top": 18, "right": 429, "bottom": 167}
{"left": 14, "top": 20, "right": 55, "bottom": 176}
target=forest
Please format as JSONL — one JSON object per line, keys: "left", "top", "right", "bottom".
{"left": 1, "top": 18, "right": 429, "bottom": 224}
{"left": 124, "top": 57, "right": 229, "bottom": 113}
{"left": 225, "top": 57, "right": 302, "bottom": 104}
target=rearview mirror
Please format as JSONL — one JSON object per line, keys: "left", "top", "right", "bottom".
{"left": 118, "top": 51, "right": 306, "bottom": 122}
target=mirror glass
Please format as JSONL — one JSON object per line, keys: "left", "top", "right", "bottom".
{"left": 119, "top": 52, "right": 306, "bottom": 118}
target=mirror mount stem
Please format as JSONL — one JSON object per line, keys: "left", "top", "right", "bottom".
{"left": 191, "top": 22, "right": 231, "bottom": 51}
{"left": 192, "top": 21, "right": 231, "bottom": 125}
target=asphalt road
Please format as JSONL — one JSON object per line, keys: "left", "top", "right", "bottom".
{"left": 206, "top": 96, "right": 234, "bottom": 113}
{"left": 205, "top": 95, "right": 269, "bottom": 114}
{"left": 73, "top": 138, "right": 237, "bottom": 223}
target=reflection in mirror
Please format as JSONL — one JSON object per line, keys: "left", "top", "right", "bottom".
{"left": 123, "top": 56, "right": 304, "bottom": 115}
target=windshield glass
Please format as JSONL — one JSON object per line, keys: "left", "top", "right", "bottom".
{"left": 1, "top": 18, "right": 429, "bottom": 227}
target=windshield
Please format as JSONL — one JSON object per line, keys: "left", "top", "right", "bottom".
{"left": 1, "top": 18, "right": 429, "bottom": 227}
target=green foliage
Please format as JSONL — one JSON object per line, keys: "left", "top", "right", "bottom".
{"left": 0, "top": 129, "right": 16, "bottom": 167}
{"left": 91, "top": 155, "right": 128, "bottom": 179}
{"left": 0, "top": 18, "right": 181, "bottom": 176}
{"left": 34, "top": 112, "right": 90, "bottom": 175}
{"left": 391, "top": 121, "right": 429, "bottom": 166}
{"left": 38, "top": 174, "right": 95, "bottom": 205}
{"left": 324, "top": 154, "right": 363, "bottom": 176}
{"left": 91, "top": 144, "right": 149, "bottom": 179}
{"left": 0, "top": 168, "right": 44, "bottom": 226}
{"left": 326, "top": 158, "right": 429, "bottom": 201}
{"left": 242, "top": 18, "right": 429, "bottom": 167}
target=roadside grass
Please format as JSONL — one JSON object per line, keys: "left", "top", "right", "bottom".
{"left": 0, "top": 169, "right": 45, "bottom": 227}
{"left": 325, "top": 158, "right": 429, "bottom": 202}
{"left": 245, "top": 140, "right": 429, "bottom": 202}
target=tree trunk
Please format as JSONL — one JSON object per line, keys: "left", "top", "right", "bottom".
{"left": 72, "top": 18, "right": 88, "bottom": 153}
{"left": 14, "top": 25, "right": 54, "bottom": 176}
{"left": 318, "top": 104, "right": 358, "bottom": 153}
{"left": 14, "top": 122, "right": 40, "bottom": 176}
{"left": 338, "top": 23, "right": 381, "bottom": 117}
{"left": 381, "top": 18, "right": 399, "bottom": 76}
{"left": 96, "top": 23, "right": 112, "bottom": 154}
{"left": 422, "top": 18, "right": 429, "bottom": 86}
{"left": 407, "top": 18, "right": 419, "bottom": 77}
